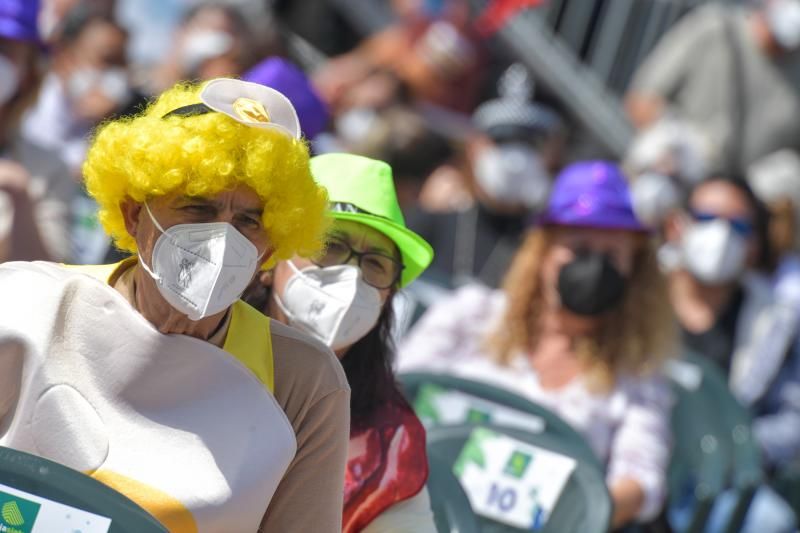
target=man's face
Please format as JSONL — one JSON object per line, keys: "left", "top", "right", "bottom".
{"left": 126, "top": 184, "right": 274, "bottom": 271}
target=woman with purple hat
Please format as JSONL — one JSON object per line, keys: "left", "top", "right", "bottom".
{"left": 0, "top": 0, "right": 74, "bottom": 264}
{"left": 399, "top": 161, "right": 676, "bottom": 528}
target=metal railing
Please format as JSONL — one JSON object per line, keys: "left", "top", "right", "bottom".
{"left": 536, "top": 0, "right": 743, "bottom": 95}
{"left": 324, "top": 0, "right": 745, "bottom": 156}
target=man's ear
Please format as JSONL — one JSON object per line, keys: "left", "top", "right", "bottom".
{"left": 120, "top": 197, "right": 143, "bottom": 239}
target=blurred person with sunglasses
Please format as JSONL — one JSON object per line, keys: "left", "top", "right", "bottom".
{"left": 0, "top": 0, "right": 75, "bottom": 264}
{"left": 245, "top": 153, "right": 437, "bottom": 533}
{"left": 663, "top": 176, "right": 800, "bottom": 532}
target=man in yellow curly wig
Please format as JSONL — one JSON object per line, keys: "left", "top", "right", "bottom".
{"left": 0, "top": 78, "right": 350, "bottom": 533}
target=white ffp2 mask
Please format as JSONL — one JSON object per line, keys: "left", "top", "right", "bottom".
{"left": 630, "top": 172, "right": 681, "bottom": 227}
{"left": 474, "top": 143, "right": 550, "bottom": 209}
{"left": 682, "top": 218, "right": 748, "bottom": 285}
{"left": 139, "top": 203, "right": 261, "bottom": 321}
{"left": 274, "top": 262, "right": 382, "bottom": 351}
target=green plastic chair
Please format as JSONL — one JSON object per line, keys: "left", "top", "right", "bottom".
{"left": 665, "top": 352, "right": 763, "bottom": 533}
{"left": 0, "top": 446, "right": 168, "bottom": 533}
{"left": 399, "top": 372, "right": 601, "bottom": 468}
{"left": 772, "top": 459, "right": 800, "bottom": 518}
{"left": 665, "top": 370, "right": 729, "bottom": 533}
{"left": 685, "top": 352, "right": 762, "bottom": 533}
{"left": 426, "top": 423, "right": 612, "bottom": 533}
{"left": 427, "top": 452, "right": 481, "bottom": 533}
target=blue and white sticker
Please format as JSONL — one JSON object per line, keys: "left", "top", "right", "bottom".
{"left": 453, "top": 428, "right": 576, "bottom": 530}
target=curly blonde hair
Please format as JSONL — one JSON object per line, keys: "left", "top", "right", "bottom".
{"left": 82, "top": 81, "right": 329, "bottom": 267}
{"left": 489, "top": 228, "right": 676, "bottom": 391}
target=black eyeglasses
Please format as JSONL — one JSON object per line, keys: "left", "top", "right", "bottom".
{"left": 313, "top": 237, "right": 404, "bottom": 289}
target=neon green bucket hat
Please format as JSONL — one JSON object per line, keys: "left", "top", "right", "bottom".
{"left": 310, "top": 153, "right": 434, "bottom": 287}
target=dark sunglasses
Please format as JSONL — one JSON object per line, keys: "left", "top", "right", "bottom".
{"left": 690, "top": 210, "right": 754, "bottom": 237}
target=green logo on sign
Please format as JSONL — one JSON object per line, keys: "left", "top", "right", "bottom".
{"left": 466, "top": 408, "right": 491, "bottom": 424}
{"left": 0, "top": 491, "right": 41, "bottom": 533}
{"left": 504, "top": 450, "right": 532, "bottom": 479}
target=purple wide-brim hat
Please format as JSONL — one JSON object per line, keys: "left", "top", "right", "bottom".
{"left": 0, "top": 0, "right": 40, "bottom": 43}
{"left": 538, "top": 160, "right": 646, "bottom": 231}
{"left": 243, "top": 57, "right": 329, "bottom": 139}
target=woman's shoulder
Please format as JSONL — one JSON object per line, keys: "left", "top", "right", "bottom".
{"left": 450, "top": 283, "right": 506, "bottom": 312}
{"left": 418, "top": 282, "right": 506, "bottom": 330}
{"left": 612, "top": 372, "right": 674, "bottom": 410}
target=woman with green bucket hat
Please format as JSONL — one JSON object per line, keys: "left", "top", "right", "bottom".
{"left": 245, "top": 153, "right": 436, "bottom": 533}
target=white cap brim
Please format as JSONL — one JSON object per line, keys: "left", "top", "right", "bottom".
{"left": 200, "top": 78, "right": 301, "bottom": 139}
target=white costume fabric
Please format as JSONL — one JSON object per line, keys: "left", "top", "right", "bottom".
{"left": 0, "top": 261, "right": 296, "bottom": 532}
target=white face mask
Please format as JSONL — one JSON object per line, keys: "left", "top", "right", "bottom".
{"left": 274, "top": 262, "right": 382, "bottom": 351}
{"left": 767, "top": 0, "right": 800, "bottom": 50}
{"left": 139, "top": 203, "right": 262, "bottom": 321}
{"left": 0, "top": 54, "right": 20, "bottom": 107}
{"left": 630, "top": 172, "right": 681, "bottom": 227}
{"left": 474, "top": 143, "right": 550, "bottom": 209}
{"left": 181, "top": 30, "right": 234, "bottom": 74}
{"left": 68, "top": 67, "right": 131, "bottom": 107}
{"left": 335, "top": 107, "right": 379, "bottom": 145}
{"left": 681, "top": 218, "right": 748, "bottom": 285}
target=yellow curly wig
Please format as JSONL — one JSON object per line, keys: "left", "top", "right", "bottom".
{"left": 83, "top": 81, "right": 329, "bottom": 267}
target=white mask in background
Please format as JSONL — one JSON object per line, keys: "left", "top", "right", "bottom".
{"left": 138, "top": 203, "right": 262, "bottom": 321}
{"left": 0, "top": 54, "right": 20, "bottom": 107}
{"left": 67, "top": 67, "right": 131, "bottom": 107}
{"left": 335, "top": 107, "right": 379, "bottom": 146}
{"left": 181, "top": 30, "right": 234, "bottom": 74}
{"left": 767, "top": 0, "right": 800, "bottom": 50}
{"left": 274, "top": 262, "right": 382, "bottom": 351}
{"left": 630, "top": 172, "right": 681, "bottom": 227}
{"left": 681, "top": 218, "right": 748, "bottom": 285}
{"left": 474, "top": 142, "right": 550, "bottom": 209}
{"left": 657, "top": 242, "right": 683, "bottom": 274}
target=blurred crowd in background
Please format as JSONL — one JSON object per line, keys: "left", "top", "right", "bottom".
{"left": 6, "top": 0, "right": 800, "bottom": 531}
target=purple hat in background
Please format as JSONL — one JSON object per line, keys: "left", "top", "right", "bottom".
{"left": 539, "top": 160, "right": 646, "bottom": 231}
{"left": 0, "top": 0, "right": 40, "bottom": 43}
{"left": 243, "top": 57, "right": 329, "bottom": 139}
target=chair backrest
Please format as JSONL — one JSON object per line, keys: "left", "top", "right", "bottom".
{"left": 399, "top": 371, "right": 600, "bottom": 468}
{"left": 427, "top": 453, "right": 481, "bottom": 533}
{"left": 427, "top": 423, "right": 612, "bottom": 533}
{"left": 0, "top": 447, "right": 168, "bottom": 533}
{"left": 665, "top": 367, "right": 729, "bottom": 533}
{"left": 666, "top": 352, "right": 763, "bottom": 533}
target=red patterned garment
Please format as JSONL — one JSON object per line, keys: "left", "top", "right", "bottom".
{"left": 343, "top": 392, "right": 429, "bottom": 533}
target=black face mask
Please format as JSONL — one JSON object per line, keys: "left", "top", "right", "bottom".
{"left": 557, "top": 249, "right": 627, "bottom": 316}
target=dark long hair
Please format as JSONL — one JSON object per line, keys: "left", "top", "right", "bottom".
{"left": 340, "top": 293, "right": 399, "bottom": 429}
